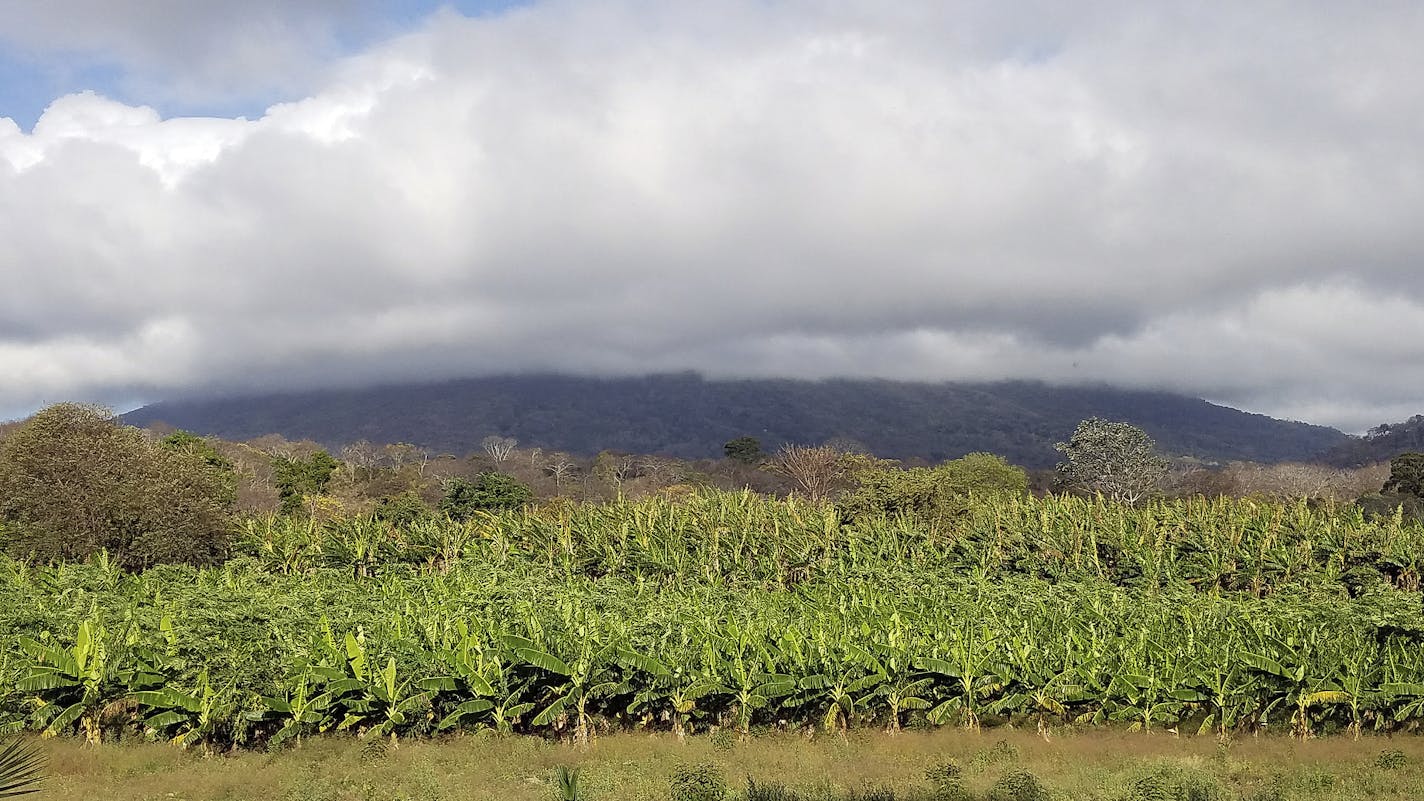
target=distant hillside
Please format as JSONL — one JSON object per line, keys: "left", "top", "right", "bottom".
{"left": 123, "top": 374, "right": 1349, "bottom": 468}
{"left": 1323, "top": 415, "right": 1424, "bottom": 467}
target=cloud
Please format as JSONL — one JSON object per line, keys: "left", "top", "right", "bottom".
{"left": 2, "top": 1, "right": 1424, "bottom": 431}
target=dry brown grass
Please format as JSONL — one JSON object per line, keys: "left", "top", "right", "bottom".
{"left": 22, "top": 726, "right": 1424, "bottom": 800}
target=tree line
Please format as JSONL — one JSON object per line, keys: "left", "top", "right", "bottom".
{"left": 0, "top": 403, "right": 1414, "bottom": 570}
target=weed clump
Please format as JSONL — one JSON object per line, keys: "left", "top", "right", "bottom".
{"left": 987, "top": 770, "right": 1049, "bottom": 801}
{"left": 671, "top": 762, "right": 728, "bottom": 801}
{"left": 973, "top": 740, "right": 1021, "bottom": 767}
{"left": 924, "top": 760, "right": 970, "bottom": 801}
{"left": 1120, "top": 762, "right": 1224, "bottom": 801}
{"left": 1375, "top": 749, "right": 1407, "bottom": 770}
{"left": 358, "top": 737, "right": 389, "bottom": 764}
{"left": 746, "top": 777, "right": 802, "bottom": 801}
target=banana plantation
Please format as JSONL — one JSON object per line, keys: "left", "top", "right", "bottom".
{"left": 5, "top": 490, "right": 1424, "bottom": 749}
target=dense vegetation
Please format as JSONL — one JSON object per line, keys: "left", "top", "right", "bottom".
{"left": 6, "top": 491, "right": 1424, "bottom": 752}
{"left": 7, "top": 400, "right": 1424, "bottom": 781}
{"left": 121, "top": 374, "right": 1349, "bottom": 467}
{"left": 1328, "top": 415, "right": 1424, "bottom": 467}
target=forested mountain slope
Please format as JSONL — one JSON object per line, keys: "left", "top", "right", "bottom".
{"left": 1324, "top": 415, "right": 1424, "bottom": 467}
{"left": 124, "top": 374, "right": 1348, "bottom": 468}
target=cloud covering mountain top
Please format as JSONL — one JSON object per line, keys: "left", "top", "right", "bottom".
{"left": 2, "top": 1, "right": 1423, "bottom": 430}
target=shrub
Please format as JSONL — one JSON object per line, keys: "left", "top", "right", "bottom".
{"left": 1120, "top": 763, "right": 1223, "bottom": 801}
{"left": 440, "top": 473, "right": 533, "bottom": 520}
{"left": 1375, "top": 749, "right": 1407, "bottom": 770}
{"left": 272, "top": 451, "right": 339, "bottom": 515}
{"left": 925, "top": 760, "right": 970, "bottom": 801}
{"left": 670, "top": 763, "right": 727, "bottom": 801}
{"left": 724, "top": 437, "right": 764, "bottom": 465}
{"left": 973, "top": 740, "right": 1021, "bottom": 767}
{"left": 987, "top": 770, "right": 1049, "bottom": 801}
{"left": 374, "top": 491, "right": 432, "bottom": 526}
{"left": 840, "top": 454, "right": 1028, "bottom": 525}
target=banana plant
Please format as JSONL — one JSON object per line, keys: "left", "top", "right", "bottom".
{"left": 855, "top": 616, "right": 935, "bottom": 734}
{"left": 15, "top": 619, "right": 124, "bottom": 743}
{"left": 851, "top": 645, "right": 933, "bottom": 734}
{"left": 1240, "top": 644, "right": 1333, "bottom": 737}
{"left": 333, "top": 629, "right": 432, "bottom": 740}
{"left": 418, "top": 625, "right": 502, "bottom": 731}
{"left": 505, "top": 633, "right": 624, "bottom": 745}
{"left": 128, "top": 669, "right": 236, "bottom": 750}
{"left": 988, "top": 629, "right": 1088, "bottom": 735}
{"left": 619, "top": 648, "right": 724, "bottom": 739}
{"left": 785, "top": 639, "right": 883, "bottom": 736}
{"left": 917, "top": 622, "right": 1003, "bottom": 729}
{"left": 247, "top": 669, "right": 344, "bottom": 747}
{"left": 1103, "top": 632, "right": 1205, "bottom": 731}
{"left": 709, "top": 621, "right": 799, "bottom": 738}
{"left": 1195, "top": 656, "right": 1261, "bottom": 737}
{"left": 244, "top": 632, "right": 359, "bottom": 747}
{"left": 322, "top": 518, "right": 392, "bottom": 578}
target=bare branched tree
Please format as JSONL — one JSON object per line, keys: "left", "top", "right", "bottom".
{"left": 248, "top": 434, "right": 298, "bottom": 460}
{"left": 594, "top": 452, "right": 637, "bottom": 491}
{"left": 340, "top": 440, "right": 380, "bottom": 478}
{"left": 638, "top": 456, "right": 684, "bottom": 488}
{"left": 545, "top": 452, "right": 578, "bottom": 490}
{"left": 768, "top": 444, "right": 845, "bottom": 502}
{"left": 1224, "top": 461, "right": 1387, "bottom": 501}
{"left": 382, "top": 442, "right": 426, "bottom": 472}
{"left": 482, "top": 435, "right": 518, "bottom": 465}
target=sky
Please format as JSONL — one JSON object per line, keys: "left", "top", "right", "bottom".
{"left": 2, "top": 1, "right": 1423, "bottom": 432}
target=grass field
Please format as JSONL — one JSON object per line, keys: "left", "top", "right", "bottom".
{"left": 23, "top": 727, "right": 1424, "bottom": 801}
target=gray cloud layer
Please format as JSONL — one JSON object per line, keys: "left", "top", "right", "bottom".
{"left": 0, "top": 0, "right": 380, "bottom": 107}
{"left": 3, "top": 1, "right": 1423, "bottom": 431}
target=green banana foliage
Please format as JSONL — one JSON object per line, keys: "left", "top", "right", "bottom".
{"left": 4, "top": 490, "right": 1424, "bottom": 747}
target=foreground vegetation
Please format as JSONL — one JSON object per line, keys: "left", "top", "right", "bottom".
{"left": 8, "top": 404, "right": 1424, "bottom": 801}
{"left": 23, "top": 727, "right": 1424, "bottom": 800}
{"left": 5, "top": 492, "right": 1424, "bottom": 751}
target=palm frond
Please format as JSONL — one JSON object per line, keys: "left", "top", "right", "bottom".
{"left": 0, "top": 738, "right": 44, "bottom": 799}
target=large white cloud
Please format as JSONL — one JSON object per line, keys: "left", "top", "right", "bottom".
{"left": 2, "top": 1, "right": 1423, "bottom": 431}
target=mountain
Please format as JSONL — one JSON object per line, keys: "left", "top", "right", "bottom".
{"left": 1322, "top": 415, "right": 1424, "bottom": 467}
{"left": 122, "top": 373, "right": 1349, "bottom": 468}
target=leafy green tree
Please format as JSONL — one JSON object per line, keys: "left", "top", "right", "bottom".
{"left": 1383, "top": 453, "right": 1424, "bottom": 497}
{"left": 840, "top": 452, "right": 1028, "bottom": 523}
{"left": 1055, "top": 418, "right": 1169, "bottom": 504}
{"left": 0, "top": 404, "right": 234, "bottom": 566}
{"left": 1358, "top": 452, "right": 1424, "bottom": 523}
{"left": 272, "top": 451, "right": 339, "bottom": 515}
{"left": 374, "top": 491, "right": 433, "bottom": 527}
{"left": 161, "top": 430, "right": 236, "bottom": 503}
{"left": 440, "top": 473, "right": 533, "bottom": 520}
{"left": 161, "top": 430, "right": 232, "bottom": 470}
{"left": 723, "top": 437, "right": 763, "bottom": 464}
